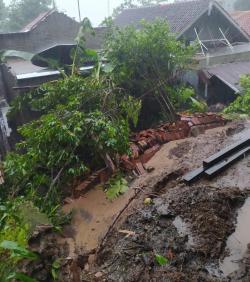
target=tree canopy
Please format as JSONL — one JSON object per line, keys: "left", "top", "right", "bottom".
{"left": 113, "top": 0, "right": 168, "bottom": 16}
{"left": 104, "top": 19, "right": 195, "bottom": 128}
{"left": 1, "top": 0, "right": 53, "bottom": 32}
{"left": 234, "top": 0, "right": 250, "bottom": 10}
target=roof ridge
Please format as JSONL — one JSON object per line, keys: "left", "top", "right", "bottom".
{"left": 120, "top": 0, "right": 209, "bottom": 12}
{"left": 20, "top": 9, "right": 57, "bottom": 32}
{"left": 232, "top": 10, "right": 250, "bottom": 13}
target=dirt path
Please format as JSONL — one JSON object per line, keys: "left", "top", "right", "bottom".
{"left": 79, "top": 119, "right": 250, "bottom": 282}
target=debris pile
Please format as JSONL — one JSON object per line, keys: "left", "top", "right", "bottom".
{"left": 73, "top": 113, "right": 227, "bottom": 198}
{"left": 122, "top": 113, "right": 227, "bottom": 170}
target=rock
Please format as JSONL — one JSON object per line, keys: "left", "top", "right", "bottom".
{"left": 156, "top": 204, "right": 174, "bottom": 217}
{"left": 95, "top": 272, "right": 103, "bottom": 278}
{"left": 144, "top": 198, "right": 153, "bottom": 205}
{"left": 88, "top": 254, "right": 96, "bottom": 265}
{"left": 146, "top": 166, "right": 155, "bottom": 173}
{"left": 84, "top": 263, "right": 90, "bottom": 271}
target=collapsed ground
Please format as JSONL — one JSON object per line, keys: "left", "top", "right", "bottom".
{"left": 82, "top": 120, "right": 250, "bottom": 282}
{"left": 24, "top": 119, "right": 250, "bottom": 281}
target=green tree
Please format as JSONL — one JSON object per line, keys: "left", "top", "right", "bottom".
{"left": 4, "top": 73, "right": 141, "bottom": 214}
{"left": 113, "top": 0, "right": 168, "bottom": 17}
{"left": 0, "top": 0, "right": 7, "bottom": 31}
{"left": 234, "top": 0, "right": 250, "bottom": 10}
{"left": 104, "top": 19, "right": 195, "bottom": 128}
{"left": 5, "top": 0, "right": 53, "bottom": 32}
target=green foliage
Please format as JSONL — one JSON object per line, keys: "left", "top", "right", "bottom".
{"left": 167, "top": 86, "right": 207, "bottom": 112}
{"left": 0, "top": 0, "right": 7, "bottom": 32}
{"left": 155, "top": 254, "right": 169, "bottom": 266}
{"left": 0, "top": 240, "right": 38, "bottom": 260}
{"left": 105, "top": 19, "right": 195, "bottom": 127}
{"left": 5, "top": 272, "right": 37, "bottom": 282}
{"left": 113, "top": 0, "right": 167, "bottom": 17}
{"left": 71, "top": 18, "right": 98, "bottom": 74}
{"left": 105, "top": 175, "right": 128, "bottom": 200}
{"left": 224, "top": 75, "right": 250, "bottom": 115}
{"left": 4, "top": 74, "right": 141, "bottom": 215}
{"left": 189, "top": 97, "right": 208, "bottom": 113}
{"left": 234, "top": 0, "right": 250, "bottom": 11}
{"left": 0, "top": 198, "right": 39, "bottom": 281}
{"left": 51, "top": 259, "right": 61, "bottom": 281}
{"left": 3, "top": 0, "right": 52, "bottom": 32}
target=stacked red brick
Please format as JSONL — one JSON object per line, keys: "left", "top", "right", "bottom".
{"left": 121, "top": 113, "right": 226, "bottom": 170}
{"left": 73, "top": 113, "right": 226, "bottom": 197}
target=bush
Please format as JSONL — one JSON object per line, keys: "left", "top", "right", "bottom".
{"left": 0, "top": 198, "right": 41, "bottom": 281}
{"left": 104, "top": 19, "right": 195, "bottom": 128}
{"left": 4, "top": 74, "right": 141, "bottom": 215}
{"left": 224, "top": 75, "right": 250, "bottom": 115}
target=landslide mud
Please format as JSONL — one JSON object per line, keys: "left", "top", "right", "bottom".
{"left": 89, "top": 185, "right": 246, "bottom": 282}
{"left": 24, "top": 120, "right": 250, "bottom": 282}
{"left": 82, "top": 120, "right": 250, "bottom": 282}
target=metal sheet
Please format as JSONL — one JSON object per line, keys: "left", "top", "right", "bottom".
{"left": 206, "top": 60, "right": 250, "bottom": 92}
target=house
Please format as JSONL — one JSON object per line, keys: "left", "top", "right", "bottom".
{"left": 217, "top": 0, "right": 236, "bottom": 12}
{"left": 114, "top": 0, "right": 250, "bottom": 104}
{"left": 0, "top": 10, "right": 80, "bottom": 54}
{"left": 231, "top": 10, "right": 250, "bottom": 37}
{"left": 0, "top": 10, "right": 78, "bottom": 155}
{"left": 114, "top": 0, "right": 249, "bottom": 54}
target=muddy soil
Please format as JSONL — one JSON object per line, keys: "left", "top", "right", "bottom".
{"left": 25, "top": 120, "right": 250, "bottom": 281}
{"left": 81, "top": 120, "right": 250, "bottom": 282}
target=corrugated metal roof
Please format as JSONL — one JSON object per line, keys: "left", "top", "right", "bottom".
{"left": 16, "top": 65, "right": 95, "bottom": 80}
{"left": 7, "top": 58, "right": 46, "bottom": 75}
{"left": 205, "top": 61, "right": 250, "bottom": 92}
{"left": 231, "top": 11, "right": 250, "bottom": 37}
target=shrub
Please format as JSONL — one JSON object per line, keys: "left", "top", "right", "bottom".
{"left": 4, "top": 74, "right": 141, "bottom": 215}
{"left": 224, "top": 75, "right": 250, "bottom": 115}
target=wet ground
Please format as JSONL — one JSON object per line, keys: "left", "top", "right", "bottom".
{"left": 77, "top": 119, "right": 250, "bottom": 282}
{"left": 63, "top": 186, "right": 134, "bottom": 253}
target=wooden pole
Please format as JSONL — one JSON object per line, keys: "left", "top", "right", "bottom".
{"left": 77, "top": 0, "right": 81, "bottom": 22}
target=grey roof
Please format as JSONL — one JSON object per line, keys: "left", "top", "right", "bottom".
{"left": 114, "top": 0, "right": 209, "bottom": 34}
{"left": 114, "top": 0, "right": 250, "bottom": 42}
{"left": 85, "top": 27, "right": 106, "bottom": 50}
{"left": 21, "top": 9, "right": 56, "bottom": 32}
{"left": 7, "top": 58, "right": 46, "bottom": 75}
{"left": 205, "top": 61, "right": 250, "bottom": 92}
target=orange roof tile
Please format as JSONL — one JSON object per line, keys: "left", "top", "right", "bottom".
{"left": 231, "top": 10, "right": 250, "bottom": 37}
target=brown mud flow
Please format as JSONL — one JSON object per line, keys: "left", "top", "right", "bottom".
{"left": 77, "top": 120, "right": 250, "bottom": 281}
{"left": 63, "top": 186, "right": 134, "bottom": 253}
{"left": 32, "top": 120, "right": 250, "bottom": 281}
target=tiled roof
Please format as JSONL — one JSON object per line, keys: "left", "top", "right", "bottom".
{"left": 231, "top": 11, "right": 250, "bottom": 36}
{"left": 21, "top": 9, "right": 56, "bottom": 32}
{"left": 114, "top": 0, "right": 209, "bottom": 34}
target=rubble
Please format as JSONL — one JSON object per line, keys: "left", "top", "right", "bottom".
{"left": 73, "top": 113, "right": 227, "bottom": 198}
{"left": 126, "top": 113, "right": 226, "bottom": 169}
